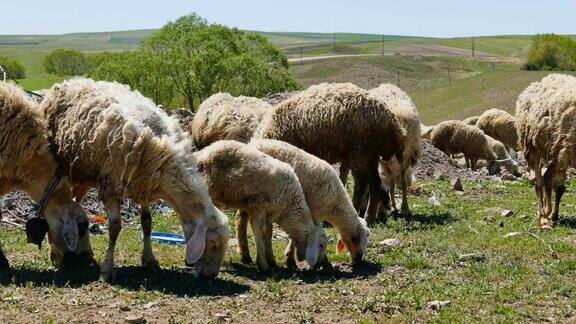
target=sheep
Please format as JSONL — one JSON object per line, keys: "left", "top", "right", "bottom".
{"left": 516, "top": 73, "right": 576, "bottom": 227}
{"left": 429, "top": 120, "right": 499, "bottom": 174}
{"left": 463, "top": 115, "right": 479, "bottom": 125}
{"left": 256, "top": 83, "right": 406, "bottom": 224}
{"left": 41, "top": 78, "right": 229, "bottom": 280}
{"left": 475, "top": 108, "right": 519, "bottom": 151}
{"left": 421, "top": 124, "right": 434, "bottom": 140}
{"left": 368, "top": 84, "right": 421, "bottom": 214}
{"left": 190, "top": 93, "right": 272, "bottom": 149}
{"left": 0, "top": 81, "right": 94, "bottom": 270}
{"left": 242, "top": 139, "right": 370, "bottom": 266}
{"left": 193, "top": 140, "right": 328, "bottom": 271}
{"left": 485, "top": 135, "right": 521, "bottom": 177}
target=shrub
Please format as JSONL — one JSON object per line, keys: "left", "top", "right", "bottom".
{"left": 44, "top": 49, "right": 91, "bottom": 76}
{"left": 524, "top": 34, "right": 576, "bottom": 71}
{"left": 0, "top": 55, "right": 25, "bottom": 79}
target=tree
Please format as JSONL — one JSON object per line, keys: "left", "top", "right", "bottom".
{"left": 525, "top": 34, "right": 576, "bottom": 71}
{"left": 141, "top": 13, "right": 300, "bottom": 110}
{"left": 0, "top": 55, "right": 25, "bottom": 79}
{"left": 44, "top": 49, "right": 90, "bottom": 76}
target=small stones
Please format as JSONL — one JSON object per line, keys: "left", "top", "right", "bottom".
{"left": 503, "top": 232, "right": 522, "bottom": 238}
{"left": 125, "top": 315, "right": 146, "bottom": 324}
{"left": 426, "top": 300, "right": 451, "bottom": 310}
{"left": 458, "top": 252, "right": 485, "bottom": 262}
{"left": 379, "top": 238, "right": 401, "bottom": 248}
{"left": 451, "top": 177, "right": 464, "bottom": 192}
{"left": 428, "top": 195, "right": 441, "bottom": 206}
{"left": 501, "top": 209, "right": 514, "bottom": 217}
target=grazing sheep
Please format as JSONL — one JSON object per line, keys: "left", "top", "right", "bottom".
{"left": 256, "top": 83, "right": 406, "bottom": 224}
{"left": 429, "top": 120, "right": 499, "bottom": 173}
{"left": 194, "top": 140, "right": 328, "bottom": 271}
{"left": 516, "top": 74, "right": 576, "bottom": 227}
{"left": 41, "top": 78, "right": 229, "bottom": 280}
{"left": 0, "top": 81, "right": 93, "bottom": 270}
{"left": 463, "top": 115, "right": 480, "bottom": 125}
{"left": 242, "top": 139, "right": 370, "bottom": 266}
{"left": 369, "top": 84, "right": 421, "bottom": 214}
{"left": 190, "top": 93, "right": 272, "bottom": 149}
{"left": 421, "top": 124, "right": 434, "bottom": 140}
{"left": 476, "top": 108, "right": 519, "bottom": 151}
{"left": 485, "top": 135, "right": 521, "bottom": 177}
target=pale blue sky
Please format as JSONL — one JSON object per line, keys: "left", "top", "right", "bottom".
{"left": 1, "top": 1, "right": 573, "bottom": 37}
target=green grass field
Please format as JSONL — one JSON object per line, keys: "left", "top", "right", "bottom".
{"left": 1, "top": 179, "right": 575, "bottom": 322}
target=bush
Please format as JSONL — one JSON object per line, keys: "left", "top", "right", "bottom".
{"left": 524, "top": 34, "right": 576, "bottom": 71}
{"left": 44, "top": 49, "right": 91, "bottom": 76}
{"left": 0, "top": 55, "right": 25, "bottom": 79}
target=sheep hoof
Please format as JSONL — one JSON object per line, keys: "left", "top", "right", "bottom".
{"left": 142, "top": 258, "right": 161, "bottom": 272}
{"left": 286, "top": 258, "right": 297, "bottom": 269}
{"left": 257, "top": 263, "right": 270, "bottom": 272}
{"left": 99, "top": 267, "right": 116, "bottom": 282}
{"left": 240, "top": 255, "right": 253, "bottom": 265}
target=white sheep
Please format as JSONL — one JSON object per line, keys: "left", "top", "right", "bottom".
{"left": 0, "top": 81, "right": 93, "bottom": 269}
{"left": 190, "top": 93, "right": 272, "bottom": 149}
{"left": 256, "top": 83, "right": 406, "bottom": 224}
{"left": 516, "top": 73, "right": 576, "bottom": 227}
{"left": 41, "top": 78, "right": 229, "bottom": 280}
{"left": 476, "top": 109, "right": 519, "bottom": 151}
{"left": 243, "top": 139, "right": 370, "bottom": 266}
{"left": 194, "top": 140, "right": 328, "bottom": 271}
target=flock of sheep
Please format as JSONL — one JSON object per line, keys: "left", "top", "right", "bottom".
{"left": 0, "top": 73, "right": 573, "bottom": 281}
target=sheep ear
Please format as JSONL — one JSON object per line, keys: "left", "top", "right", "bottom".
{"left": 336, "top": 238, "right": 346, "bottom": 253}
{"left": 185, "top": 222, "right": 207, "bottom": 265}
{"left": 62, "top": 212, "right": 78, "bottom": 252}
{"left": 306, "top": 231, "right": 320, "bottom": 268}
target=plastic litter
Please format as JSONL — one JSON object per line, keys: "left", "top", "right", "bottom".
{"left": 149, "top": 232, "right": 185, "bottom": 245}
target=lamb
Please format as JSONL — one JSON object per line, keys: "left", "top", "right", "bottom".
{"left": 516, "top": 74, "right": 576, "bottom": 227}
{"left": 463, "top": 115, "right": 479, "bottom": 125}
{"left": 41, "top": 78, "right": 229, "bottom": 280}
{"left": 193, "top": 140, "right": 328, "bottom": 271}
{"left": 0, "top": 81, "right": 93, "bottom": 270}
{"left": 485, "top": 135, "right": 521, "bottom": 177}
{"left": 242, "top": 139, "right": 370, "bottom": 266}
{"left": 256, "top": 83, "right": 406, "bottom": 224}
{"left": 429, "top": 120, "right": 499, "bottom": 173}
{"left": 368, "top": 84, "right": 421, "bottom": 214}
{"left": 475, "top": 108, "right": 519, "bottom": 151}
{"left": 190, "top": 93, "right": 272, "bottom": 149}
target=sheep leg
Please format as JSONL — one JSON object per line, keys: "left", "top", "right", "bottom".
{"left": 72, "top": 184, "right": 92, "bottom": 203}
{"left": 365, "top": 166, "right": 382, "bottom": 225}
{"left": 551, "top": 184, "right": 565, "bottom": 224}
{"left": 140, "top": 205, "right": 160, "bottom": 270}
{"left": 284, "top": 240, "right": 297, "bottom": 268}
{"left": 264, "top": 218, "right": 277, "bottom": 268}
{"left": 0, "top": 245, "right": 9, "bottom": 272}
{"left": 533, "top": 166, "right": 547, "bottom": 227}
{"left": 339, "top": 161, "right": 350, "bottom": 188}
{"left": 352, "top": 171, "right": 368, "bottom": 218}
{"left": 388, "top": 177, "right": 397, "bottom": 214}
{"left": 235, "top": 210, "right": 252, "bottom": 264}
{"left": 101, "top": 200, "right": 122, "bottom": 281}
{"left": 470, "top": 157, "right": 478, "bottom": 171}
{"left": 249, "top": 211, "right": 270, "bottom": 271}
{"left": 400, "top": 168, "right": 411, "bottom": 215}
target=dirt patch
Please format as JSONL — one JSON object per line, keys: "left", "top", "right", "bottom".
{"left": 414, "top": 140, "right": 481, "bottom": 180}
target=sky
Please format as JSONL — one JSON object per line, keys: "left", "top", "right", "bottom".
{"left": 1, "top": 1, "right": 575, "bottom": 37}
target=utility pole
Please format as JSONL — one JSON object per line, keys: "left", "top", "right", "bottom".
{"left": 300, "top": 46, "right": 303, "bottom": 64}
{"left": 471, "top": 37, "right": 475, "bottom": 58}
{"left": 333, "top": 33, "right": 336, "bottom": 52}
{"left": 381, "top": 34, "right": 385, "bottom": 55}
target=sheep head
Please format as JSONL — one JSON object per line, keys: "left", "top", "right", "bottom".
{"left": 336, "top": 217, "right": 370, "bottom": 264}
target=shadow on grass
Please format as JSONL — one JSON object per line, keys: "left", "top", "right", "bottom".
{"left": 379, "top": 212, "right": 455, "bottom": 230}
{"left": 558, "top": 216, "right": 576, "bottom": 228}
{"left": 224, "top": 260, "right": 382, "bottom": 283}
{"left": 0, "top": 265, "right": 249, "bottom": 297}
{"left": 112, "top": 266, "right": 249, "bottom": 297}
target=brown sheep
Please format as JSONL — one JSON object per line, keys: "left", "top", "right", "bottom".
{"left": 476, "top": 108, "right": 519, "bottom": 151}
{"left": 256, "top": 83, "right": 406, "bottom": 224}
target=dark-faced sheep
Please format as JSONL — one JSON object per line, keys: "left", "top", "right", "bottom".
{"left": 516, "top": 74, "right": 576, "bottom": 227}
{"left": 41, "top": 78, "right": 229, "bottom": 280}
{"left": 256, "top": 83, "right": 406, "bottom": 224}
{"left": 0, "top": 81, "right": 93, "bottom": 270}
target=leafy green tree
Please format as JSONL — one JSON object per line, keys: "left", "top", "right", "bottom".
{"left": 91, "top": 51, "right": 176, "bottom": 106}
{"left": 141, "top": 13, "right": 300, "bottom": 110}
{"left": 525, "top": 34, "right": 576, "bottom": 71}
{"left": 44, "top": 49, "right": 90, "bottom": 76}
{"left": 0, "top": 55, "right": 25, "bottom": 79}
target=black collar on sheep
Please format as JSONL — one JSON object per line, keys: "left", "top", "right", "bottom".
{"left": 26, "top": 171, "right": 63, "bottom": 249}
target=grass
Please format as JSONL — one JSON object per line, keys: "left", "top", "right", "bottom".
{"left": 1, "top": 179, "right": 576, "bottom": 321}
